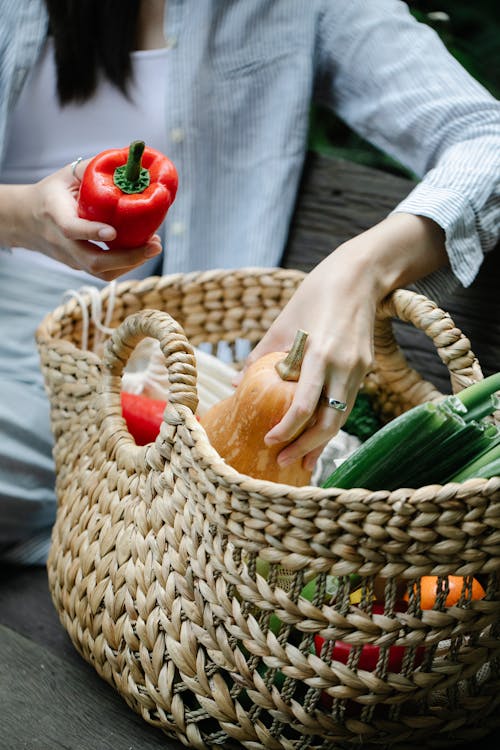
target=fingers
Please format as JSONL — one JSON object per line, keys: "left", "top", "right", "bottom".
{"left": 47, "top": 184, "right": 118, "bottom": 246}
{"left": 275, "top": 407, "right": 349, "bottom": 472}
{"left": 266, "top": 371, "right": 351, "bottom": 469}
{"left": 60, "top": 217, "right": 118, "bottom": 245}
{"left": 19, "top": 169, "right": 163, "bottom": 280}
{"left": 263, "top": 336, "right": 370, "bottom": 471}
{"left": 43, "top": 175, "right": 162, "bottom": 276}
{"left": 67, "top": 157, "right": 91, "bottom": 184}
{"left": 66, "top": 235, "right": 162, "bottom": 280}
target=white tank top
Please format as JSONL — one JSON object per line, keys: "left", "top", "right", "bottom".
{"left": 1, "top": 38, "right": 169, "bottom": 280}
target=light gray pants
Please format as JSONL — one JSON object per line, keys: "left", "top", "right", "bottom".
{"left": 0, "top": 253, "right": 105, "bottom": 563}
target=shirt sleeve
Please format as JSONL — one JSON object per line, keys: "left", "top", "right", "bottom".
{"left": 316, "top": 0, "right": 500, "bottom": 297}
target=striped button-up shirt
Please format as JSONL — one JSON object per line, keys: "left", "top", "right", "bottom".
{"left": 1, "top": 0, "right": 499, "bottom": 302}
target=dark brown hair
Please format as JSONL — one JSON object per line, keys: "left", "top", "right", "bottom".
{"left": 44, "top": 0, "right": 141, "bottom": 104}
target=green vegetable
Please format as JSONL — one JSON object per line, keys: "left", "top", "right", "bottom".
{"left": 343, "top": 391, "right": 382, "bottom": 442}
{"left": 322, "top": 372, "right": 500, "bottom": 491}
{"left": 454, "top": 373, "right": 500, "bottom": 421}
{"left": 448, "top": 442, "right": 500, "bottom": 482}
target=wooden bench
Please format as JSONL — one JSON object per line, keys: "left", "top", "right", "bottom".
{"left": 1, "top": 151, "right": 498, "bottom": 750}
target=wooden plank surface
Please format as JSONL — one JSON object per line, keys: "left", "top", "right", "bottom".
{"left": 282, "top": 152, "right": 416, "bottom": 273}
{"left": 0, "top": 624, "right": 178, "bottom": 750}
{"left": 0, "top": 566, "right": 180, "bottom": 750}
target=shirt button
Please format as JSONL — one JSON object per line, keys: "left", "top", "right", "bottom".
{"left": 170, "top": 128, "right": 185, "bottom": 143}
{"left": 171, "top": 221, "right": 185, "bottom": 236}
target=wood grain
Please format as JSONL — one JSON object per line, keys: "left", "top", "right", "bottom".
{"left": 0, "top": 565, "right": 180, "bottom": 750}
{"left": 0, "top": 623, "right": 179, "bottom": 750}
{"left": 281, "top": 152, "right": 415, "bottom": 272}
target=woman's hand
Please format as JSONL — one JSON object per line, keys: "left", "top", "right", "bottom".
{"left": 245, "top": 242, "right": 377, "bottom": 472}
{"left": 0, "top": 160, "right": 162, "bottom": 281}
{"left": 243, "top": 213, "right": 448, "bottom": 471}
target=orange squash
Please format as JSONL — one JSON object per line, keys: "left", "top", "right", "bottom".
{"left": 200, "top": 331, "right": 313, "bottom": 486}
{"left": 404, "top": 575, "right": 485, "bottom": 609}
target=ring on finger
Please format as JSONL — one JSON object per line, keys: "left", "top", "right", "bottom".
{"left": 322, "top": 394, "right": 347, "bottom": 412}
{"left": 70, "top": 156, "right": 83, "bottom": 178}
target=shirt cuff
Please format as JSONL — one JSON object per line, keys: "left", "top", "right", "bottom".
{"left": 391, "top": 181, "right": 484, "bottom": 289}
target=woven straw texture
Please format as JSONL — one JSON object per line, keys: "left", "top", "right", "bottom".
{"left": 36, "top": 268, "right": 500, "bottom": 749}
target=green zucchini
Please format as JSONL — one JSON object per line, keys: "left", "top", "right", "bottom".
{"left": 322, "top": 372, "right": 500, "bottom": 491}
{"left": 448, "top": 443, "right": 500, "bottom": 482}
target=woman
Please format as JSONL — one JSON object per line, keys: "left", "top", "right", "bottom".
{"left": 0, "top": 0, "right": 498, "bottom": 561}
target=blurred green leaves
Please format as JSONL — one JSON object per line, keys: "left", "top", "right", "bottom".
{"left": 309, "top": 1, "right": 499, "bottom": 174}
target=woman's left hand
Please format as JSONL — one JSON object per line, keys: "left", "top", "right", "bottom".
{"left": 245, "top": 242, "right": 377, "bottom": 472}
{"left": 241, "top": 213, "right": 448, "bottom": 472}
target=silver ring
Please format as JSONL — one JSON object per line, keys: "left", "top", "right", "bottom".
{"left": 323, "top": 396, "right": 347, "bottom": 411}
{"left": 70, "top": 156, "right": 83, "bottom": 178}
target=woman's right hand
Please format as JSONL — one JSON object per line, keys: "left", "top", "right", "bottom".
{"left": 0, "top": 160, "right": 162, "bottom": 281}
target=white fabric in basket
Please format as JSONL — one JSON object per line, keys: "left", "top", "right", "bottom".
{"left": 122, "top": 337, "right": 238, "bottom": 417}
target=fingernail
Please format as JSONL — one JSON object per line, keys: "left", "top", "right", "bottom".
{"left": 144, "top": 246, "right": 161, "bottom": 258}
{"left": 277, "top": 453, "right": 295, "bottom": 467}
{"left": 98, "top": 227, "right": 115, "bottom": 240}
{"left": 304, "top": 456, "right": 317, "bottom": 471}
{"left": 264, "top": 434, "right": 279, "bottom": 446}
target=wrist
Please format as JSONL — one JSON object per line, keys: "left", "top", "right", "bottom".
{"left": 338, "top": 213, "right": 448, "bottom": 300}
{"left": 0, "top": 184, "right": 33, "bottom": 247}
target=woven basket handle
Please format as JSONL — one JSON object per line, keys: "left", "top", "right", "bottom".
{"left": 374, "top": 288, "right": 483, "bottom": 403}
{"left": 103, "top": 308, "right": 199, "bottom": 413}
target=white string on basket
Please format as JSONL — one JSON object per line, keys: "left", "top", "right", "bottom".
{"left": 62, "top": 280, "right": 117, "bottom": 353}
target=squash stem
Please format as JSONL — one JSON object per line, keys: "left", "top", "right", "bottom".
{"left": 275, "top": 329, "right": 308, "bottom": 381}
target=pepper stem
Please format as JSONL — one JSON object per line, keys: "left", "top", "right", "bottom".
{"left": 275, "top": 329, "right": 308, "bottom": 381}
{"left": 113, "top": 140, "right": 151, "bottom": 194}
{"left": 125, "top": 140, "right": 145, "bottom": 183}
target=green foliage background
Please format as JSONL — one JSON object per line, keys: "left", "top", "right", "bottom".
{"left": 309, "top": 1, "right": 500, "bottom": 177}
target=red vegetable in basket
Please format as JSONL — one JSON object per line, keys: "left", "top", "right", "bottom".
{"left": 121, "top": 392, "right": 167, "bottom": 445}
{"left": 314, "top": 601, "right": 425, "bottom": 691}
{"left": 78, "top": 140, "right": 178, "bottom": 248}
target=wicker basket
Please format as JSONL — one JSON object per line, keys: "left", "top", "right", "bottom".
{"left": 36, "top": 268, "right": 500, "bottom": 749}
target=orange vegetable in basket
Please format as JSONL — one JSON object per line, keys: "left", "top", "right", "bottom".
{"left": 200, "top": 330, "right": 313, "bottom": 486}
{"left": 404, "top": 575, "right": 486, "bottom": 609}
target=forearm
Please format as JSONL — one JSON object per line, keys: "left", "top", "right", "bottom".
{"left": 0, "top": 184, "right": 33, "bottom": 247}
{"left": 392, "top": 143, "right": 499, "bottom": 291}
{"left": 325, "top": 212, "right": 449, "bottom": 303}
{"left": 319, "top": 0, "right": 500, "bottom": 293}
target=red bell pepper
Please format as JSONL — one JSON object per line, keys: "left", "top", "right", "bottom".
{"left": 78, "top": 140, "right": 178, "bottom": 249}
{"left": 121, "top": 392, "right": 168, "bottom": 445}
{"left": 314, "top": 601, "right": 425, "bottom": 707}
{"left": 121, "top": 391, "right": 199, "bottom": 445}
